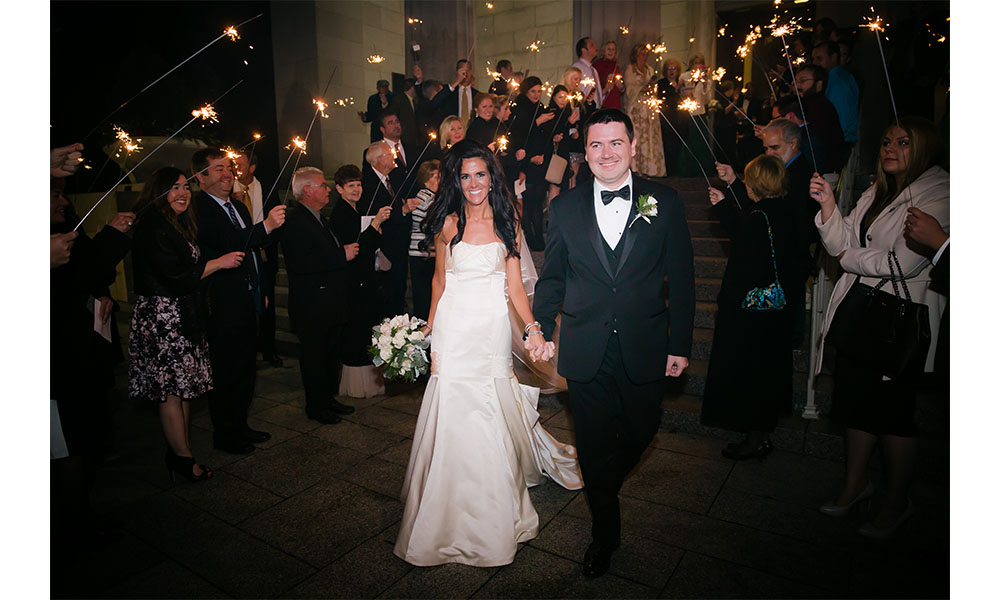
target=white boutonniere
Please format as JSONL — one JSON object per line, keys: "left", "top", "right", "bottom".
{"left": 630, "top": 194, "right": 658, "bottom": 228}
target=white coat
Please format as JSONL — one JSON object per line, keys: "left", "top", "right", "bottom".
{"left": 815, "top": 165, "right": 950, "bottom": 374}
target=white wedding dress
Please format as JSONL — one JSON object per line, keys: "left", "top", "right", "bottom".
{"left": 393, "top": 240, "right": 582, "bottom": 567}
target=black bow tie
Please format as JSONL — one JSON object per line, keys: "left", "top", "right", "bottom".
{"left": 601, "top": 186, "right": 630, "bottom": 205}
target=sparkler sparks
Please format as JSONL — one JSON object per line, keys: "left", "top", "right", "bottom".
{"left": 496, "top": 136, "right": 508, "bottom": 152}
{"left": 690, "top": 69, "right": 706, "bottom": 84}
{"left": 367, "top": 54, "right": 386, "bottom": 64}
{"left": 333, "top": 96, "right": 355, "bottom": 107}
{"left": 486, "top": 2, "right": 494, "bottom": 9}
{"left": 718, "top": 26, "right": 727, "bottom": 37}
{"left": 737, "top": 26, "right": 763, "bottom": 58}
{"left": 286, "top": 136, "right": 307, "bottom": 154}
{"left": 191, "top": 104, "right": 219, "bottom": 123}
{"left": 429, "top": 131, "right": 437, "bottom": 140}
{"left": 222, "top": 146, "right": 241, "bottom": 161}
{"left": 644, "top": 95, "right": 663, "bottom": 116}
{"left": 769, "top": 16, "right": 802, "bottom": 37}
{"left": 407, "top": 17, "right": 423, "bottom": 24}
{"left": 580, "top": 76, "right": 596, "bottom": 88}
{"left": 253, "top": 132, "right": 262, "bottom": 140}
{"left": 224, "top": 26, "right": 240, "bottom": 41}
{"left": 525, "top": 40, "right": 545, "bottom": 52}
{"left": 313, "top": 98, "right": 330, "bottom": 118}
{"left": 678, "top": 98, "right": 700, "bottom": 113}
{"left": 793, "top": 56, "right": 806, "bottom": 65}
{"left": 619, "top": 26, "right": 630, "bottom": 35}
{"left": 112, "top": 125, "right": 142, "bottom": 156}
{"left": 712, "top": 67, "right": 726, "bottom": 82}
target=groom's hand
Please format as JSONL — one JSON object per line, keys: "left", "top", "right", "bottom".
{"left": 665, "top": 355, "right": 689, "bottom": 377}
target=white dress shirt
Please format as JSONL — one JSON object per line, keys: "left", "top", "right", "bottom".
{"left": 237, "top": 176, "right": 264, "bottom": 224}
{"left": 382, "top": 137, "right": 406, "bottom": 167}
{"left": 573, "top": 57, "right": 604, "bottom": 107}
{"left": 593, "top": 172, "right": 633, "bottom": 250}
{"left": 207, "top": 192, "right": 262, "bottom": 283}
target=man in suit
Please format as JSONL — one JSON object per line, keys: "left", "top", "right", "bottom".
{"left": 358, "top": 80, "right": 394, "bottom": 143}
{"left": 792, "top": 64, "right": 845, "bottom": 175}
{"left": 488, "top": 59, "right": 512, "bottom": 96}
{"left": 389, "top": 79, "right": 422, "bottom": 147}
{"left": 413, "top": 63, "right": 467, "bottom": 133}
{"left": 362, "top": 141, "right": 422, "bottom": 318}
{"left": 233, "top": 150, "right": 283, "bottom": 367}
{"left": 532, "top": 109, "right": 695, "bottom": 578}
{"left": 573, "top": 37, "right": 603, "bottom": 107}
{"left": 446, "top": 59, "right": 479, "bottom": 124}
{"left": 192, "top": 148, "right": 285, "bottom": 454}
{"left": 362, "top": 112, "right": 420, "bottom": 199}
{"left": 279, "top": 167, "right": 360, "bottom": 424}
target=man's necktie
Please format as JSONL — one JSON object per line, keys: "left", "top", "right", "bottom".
{"left": 394, "top": 142, "right": 404, "bottom": 168}
{"left": 601, "top": 185, "right": 630, "bottom": 205}
{"left": 224, "top": 202, "right": 260, "bottom": 292}
{"left": 460, "top": 87, "right": 470, "bottom": 123}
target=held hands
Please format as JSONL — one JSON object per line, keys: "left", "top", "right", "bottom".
{"left": 808, "top": 173, "right": 834, "bottom": 205}
{"left": 665, "top": 355, "right": 688, "bottom": 377}
{"left": 373, "top": 205, "right": 393, "bottom": 228}
{"left": 108, "top": 211, "right": 137, "bottom": 233}
{"left": 344, "top": 242, "right": 360, "bottom": 261}
{"left": 218, "top": 251, "right": 245, "bottom": 269}
{"left": 51, "top": 232, "right": 78, "bottom": 268}
{"left": 707, "top": 187, "right": 724, "bottom": 206}
{"left": 51, "top": 143, "right": 85, "bottom": 177}
{"left": 525, "top": 337, "right": 556, "bottom": 362}
{"left": 265, "top": 205, "right": 287, "bottom": 231}
{"left": 904, "top": 207, "right": 948, "bottom": 251}
{"left": 714, "top": 161, "right": 736, "bottom": 185}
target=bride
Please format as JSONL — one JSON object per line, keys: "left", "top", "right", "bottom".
{"left": 393, "top": 140, "right": 582, "bottom": 567}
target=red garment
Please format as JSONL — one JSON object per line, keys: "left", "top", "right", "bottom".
{"left": 592, "top": 58, "right": 622, "bottom": 109}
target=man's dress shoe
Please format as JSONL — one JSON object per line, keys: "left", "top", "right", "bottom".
{"left": 330, "top": 399, "right": 355, "bottom": 415}
{"left": 582, "top": 542, "right": 614, "bottom": 578}
{"left": 241, "top": 428, "right": 272, "bottom": 443}
{"left": 307, "top": 408, "right": 343, "bottom": 425}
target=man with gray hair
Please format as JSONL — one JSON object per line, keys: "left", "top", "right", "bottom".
{"left": 279, "top": 166, "right": 360, "bottom": 424}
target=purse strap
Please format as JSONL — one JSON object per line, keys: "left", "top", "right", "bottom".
{"left": 871, "top": 251, "right": 912, "bottom": 301}
{"left": 751, "top": 209, "right": 780, "bottom": 285}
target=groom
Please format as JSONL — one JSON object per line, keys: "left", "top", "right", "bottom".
{"left": 531, "top": 108, "right": 695, "bottom": 577}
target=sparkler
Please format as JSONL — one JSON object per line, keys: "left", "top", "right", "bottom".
{"left": 112, "top": 125, "right": 142, "bottom": 157}
{"left": 367, "top": 54, "right": 386, "bottom": 64}
{"left": 332, "top": 97, "right": 355, "bottom": 107}
{"left": 80, "top": 13, "right": 262, "bottom": 142}
{"left": 286, "top": 136, "right": 308, "bottom": 154}
{"left": 580, "top": 76, "right": 596, "bottom": 88}
{"left": 525, "top": 40, "right": 544, "bottom": 52}
{"left": 620, "top": 26, "right": 630, "bottom": 35}
{"left": 224, "top": 26, "right": 240, "bottom": 41}
{"left": 359, "top": 131, "right": 438, "bottom": 235}
{"left": 713, "top": 87, "right": 755, "bottom": 125}
{"left": 313, "top": 98, "right": 330, "bottom": 118}
{"left": 407, "top": 17, "right": 423, "bottom": 24}
{"left": 75, "top": 82, "right": 242, "bottom": 231}
{"left": 712, "top": 67, "right": 726, "bottom": 82}
{"left": 496, "top": 135, "right": 509, "bottom": 153}
{"left": 486, "top": 2, "right": 494, "bottom": 9}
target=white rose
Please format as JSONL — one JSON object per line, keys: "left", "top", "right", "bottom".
{"left": 401, "top": 359, "right": 412, "bottom": 370}
{"left": 380, "top": 323, "right": 392, "bottom": 335}
{"left": 392, "top": 331, "right": 407, "bottom": 348}
{"left": 648, "top": 205, "right": 658, "bottom": 216}
{"left": 379, "top": 347, "right": 392, "bottom": 361}
{"left": 408, "top": 330, "right": 425, "bottom": 342}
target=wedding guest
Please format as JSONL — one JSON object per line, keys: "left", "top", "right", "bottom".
{"left": 624, "top": 43, "right": 666, "bottom": 177}
{"left": 656, "top": 57, "right": 686, "bottom": 175}
{"left": 573, "top": 37, "right": 603, "bottom": 106}
{"left": 772, "top": 95, "right": 827, "bottom": 181}
{"left": 389, "top": 79, "right": 422, "bottom": 147}
{"left": 51, "top": 142, "right": 85, "bottom": 177}
{"left": 408, "top": 160, "right": 441, "bottom": 320}
{"left": 812, "top": 41, "right": 860, "bottom": 146}
{"left": 427, "top": 114, "right": 467, "bottom": 163}
{"left": 329, "top": 165, "right": 392, "bottom": 398}
{"left": 232, "top": 151, "right": 282, "bottom": 367}
{"left": 359, "top": 79, "right": 394, "bottom": 142}
{"left": 811, "top": 117, "right": 949, "bottom": 538}
{"left": 447, "top": 60, "right": 479, "bottom": 125}
{"left": 593, "top": 41, "right": 624, "bottom": 109}
{"left": 676, "top": 53, "right": 713, "bottom": 177}
{"left": 193, "top": 149, "right": 284, "bottom": 454}
{"left": 508, "top": 76, "right": 553, "bottom": 250}
{"left": 362, "top": 112, "right": 419, "bottom": 200}
{"left": 280, "top": 167, "right": 359, "bottom": 423}
{"left": 560, "top": 67, "right": 591, "bottom": 189}
{"left": 489, "top": 59, "right": 513, "bottom": 96}
{"left": 792, "top": 64, "right": 845, "bottom": 175}
{"left": 543, "top": 85, "right": 578, "bottom": 200}
{"left": 465, "top": 93, "right": 500, "bottom": 148}
{"left": 903, "top": 207, "right": 949, "bottom": 384}
{"left": 129, "top": 167, "right": 245, "bottom": 481}
{"left": 50, "top": 176, "right": 132, "bottom": 553}
{"left": 700, "top": 156, "right": 798, "bottom": 459}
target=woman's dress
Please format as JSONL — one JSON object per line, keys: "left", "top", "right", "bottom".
{"left": 394, "top": 241, "right": 582, "bottom": 567}
{"left": 624, "top": 64, "right": 666, "bottom": 177}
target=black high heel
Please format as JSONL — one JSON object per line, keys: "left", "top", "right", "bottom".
{"left": 721, "top": 438, "right": 773, "bottom": 461}
{"left": 165, "top": 448, "right": 213, "bottom": 483}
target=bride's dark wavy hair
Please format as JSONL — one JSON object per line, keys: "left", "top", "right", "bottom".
{"left": 420, "top": 139, "right": 519, "bottom": 259}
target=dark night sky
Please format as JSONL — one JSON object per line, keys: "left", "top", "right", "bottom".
{"left": 50, "top": 1, "right": 280, "bottom": 191}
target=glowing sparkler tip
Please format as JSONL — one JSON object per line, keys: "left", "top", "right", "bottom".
{"left": 286, "top": 136, "right": 307, "bottom": 154}
{"left": 525, "top": 40, "right": 545, "bottom": 52}
{"left": 222, "top": 146, "right": 241, "bottom": 161}
{"left": 192, "top": 104, "right": 219, "bottom": 123}
{"left": 407, "top": 17, "right": 423, "bottom": 24}
{"left": 619, "top": 26, "right": 630, "bottom": 35}
{"left": 224, "top": 26, "right": 240, "bottom": 42}
{"left": 367, "top": 54, "right": 386, "bottom": 64}
{"left": 429, "top": 132, "right": 437, "bottom": 140}
{"left": 486, "top": 2, "right": 494, "bottom": 9}
{"left": 496, "top": 136, "right": 508, "bottom": 152}
{"left": 313, "top": 98, "right": 330, "bottom": 118}
{"left": 253, "top": 133, "right": 262, "bottom": 140}
{"left": 679, "top": 98, "right": 700, "bottom": 113}
{"left": 712, "top": 67, "right": 726, "bottom": 82}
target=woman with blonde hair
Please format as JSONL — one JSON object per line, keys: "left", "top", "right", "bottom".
{"left": 810, "top": 117, "right": 949, "bottom": 538}
{"left": 623, "top": 43, "right": 666, "bottom": 176}
{"left": 700, "top": 156, "right": 801, "bottom": 460}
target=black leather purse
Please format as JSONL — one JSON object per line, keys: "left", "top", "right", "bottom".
{"left": 825, "top": 251, "right": 931, "bottom": 378}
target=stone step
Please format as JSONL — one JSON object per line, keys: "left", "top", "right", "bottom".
{"left": 695, "top": 277, "right": 721, "bottom": 302}
{"left": 691, "top": 236, "right": 730, "bottom": 257}
{"left": 694, "top": 256, "right": 727, "bottom": 278}
{"left": 682, "top": 202, "right": 716, "bottom": 221}
{"left": 687, "top": 219, "right": 728, "bottom": 238}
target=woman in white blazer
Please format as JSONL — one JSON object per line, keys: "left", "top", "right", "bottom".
{"left": 809, "top": 117, "right": 948, "bottom": 539}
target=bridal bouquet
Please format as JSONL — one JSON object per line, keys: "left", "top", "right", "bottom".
{"left": 369, "top": 314, "right": 430, "bottom": 382}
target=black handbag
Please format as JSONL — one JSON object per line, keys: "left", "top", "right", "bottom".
{"left": 825, "top": 251, "right": 931, "bottom": 378}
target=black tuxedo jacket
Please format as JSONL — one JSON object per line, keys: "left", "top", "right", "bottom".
{"left": 278, "top": 204, "right": 349, "bottom": 327}
{"left": 193, "top": 191, "right": 273, "bottom": 329}
{"left": 361, "top": 141, "right": 421, "bottom": 198}
{"left": 533, "top": 176, "right": 695, "bottom": 383}
{"left": 359, "top": 168, "right": 411, "bottom": 264}
{"left": 390, "top": 93, "right": 422, "bottom": 147}
{"left": 445, "top": 84, "right": 480, "bottom": 119}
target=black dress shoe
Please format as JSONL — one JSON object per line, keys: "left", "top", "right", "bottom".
{"left": 721, "top": 439, "right": 773, "bottom": 461}
{"left": 213, "top": 439, "right": 256, "bottom": 454}
{"left": 582, "top": 542, "right": 615, "bottom": 578}
{"left": 241, "top": 428, "right": 272, "bottom": 443}
{"left": 329, "top": 399, "right": 355, "bottom": 415}
{"left": 306, "top": 408, "right": 343, "bottom": 424}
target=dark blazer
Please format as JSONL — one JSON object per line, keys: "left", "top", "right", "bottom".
{"left": 193, "top": 191, "right": 273, "bottom": 329}
{"left": 466, "top": 115, "right": 501, "bottom": 147}
{"left": 361, "top": 91, "right": 395, "bottom": 142}
{"left": 415, "top": 83, "right": 455, "bottom": 133}
{"left": 279, "top": 203, "right": 349, "bottom": 326}
{"left": 359, "top": 168, "right": 411, "bottom": 265}
{"left": 389, "top": 93, "right": 421, "bottom": 148}
{"left": 534, "top": 176, "right": 695, "bottom": 383}
{"left": 444, "top": 84, "right": 481, "bottom": 119}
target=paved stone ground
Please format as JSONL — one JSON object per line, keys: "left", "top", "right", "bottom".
{"left": 53, "top": 349, "right": 949, "bottom": 599}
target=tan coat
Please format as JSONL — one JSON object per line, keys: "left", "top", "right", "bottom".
{"left": 815, "top": 165, "right": 950, "bottom": 374}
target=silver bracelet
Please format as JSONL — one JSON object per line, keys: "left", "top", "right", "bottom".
{"left": 523, "top": 320, "right": 540, "bottom": 334}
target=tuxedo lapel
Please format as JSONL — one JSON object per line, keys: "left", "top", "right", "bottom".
{"left": 614, "top": 192, "right": 641, "bottom": 279}
{"left": 581, "top": 181, "right": 614, "bottom": 281}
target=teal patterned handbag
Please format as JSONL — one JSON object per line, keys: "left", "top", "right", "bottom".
{"left": 741, "top": 210, "right": 786, "bottom": 311}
